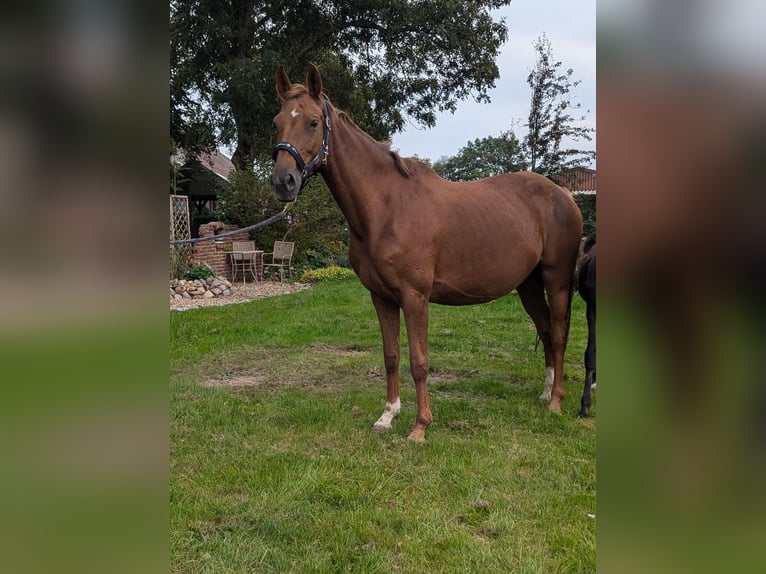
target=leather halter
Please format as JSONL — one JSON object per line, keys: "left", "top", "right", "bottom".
{"left": 272, "top": 99, "right": 331, "bottom": 191}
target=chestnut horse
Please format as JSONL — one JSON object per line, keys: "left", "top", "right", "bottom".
{"left": 271, "top": 64, "right": 583, "bottom": 441}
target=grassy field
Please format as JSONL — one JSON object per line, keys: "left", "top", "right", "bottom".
{"left": 170, "top": 278, "right": 595, "bottom": 573}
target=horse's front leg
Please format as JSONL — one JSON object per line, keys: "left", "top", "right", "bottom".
{"left": 402, "top": 293, "right": 432, "bottom": 442}
{"left": 370, "top": 293, "right": 401, "bottom": 432}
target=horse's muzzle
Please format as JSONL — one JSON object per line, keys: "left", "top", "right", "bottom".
{"left": 271, "top": 167, "right": 300, "bottom": 203}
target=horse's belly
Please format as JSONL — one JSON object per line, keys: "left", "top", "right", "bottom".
{"left": 429, "top": 275, "right": 519, "bottom": 306}
{"left": 429, "top": 247, "right": 540, "bottom": 305}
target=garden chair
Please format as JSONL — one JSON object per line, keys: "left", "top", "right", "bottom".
{"left": 263, "top": 241, "right": 294, "bottom": 282}
{"left": 230, "top": 241, "right": 260, "bottom": 282}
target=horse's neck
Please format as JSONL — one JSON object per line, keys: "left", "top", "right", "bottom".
{"left": 321, "top": 118, "right": 395, "bottom": 237}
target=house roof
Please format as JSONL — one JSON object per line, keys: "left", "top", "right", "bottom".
{"left": 551, "top": 167, "right": 596, "bottom": 195}
{"left": 172, "top": 149, "right": 235, "bottom": 199}
{"left": 197, "top": 150, "right": 235, "bottom": 181}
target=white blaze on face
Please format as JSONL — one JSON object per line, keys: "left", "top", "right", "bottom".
{"left": 290, "top": 109, "right": 300, "bottom": 119}
{"left": 539, "top": 366, "right": 554, "bottom": 401}
{"left": 372, "top": 397, "right": 401, "bottom": 431}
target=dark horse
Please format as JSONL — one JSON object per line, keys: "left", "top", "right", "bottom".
{"left": 577, "top": 233, "right": 596, "bottom": 417}
{"left": 271, "top": 64, "right": 583, "bottom": 441}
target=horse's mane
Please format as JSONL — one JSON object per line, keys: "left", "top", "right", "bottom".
{"left": 282, "top": 84, "right": 428, "bottom": 179}
{"left": 282, "top": 83, "right": 313, "bottom": 100}
{"left": 335, "top": 110, "right": 429, "bottom": 178}
{"left": 390, "top": 147, "right": 426, "bottom": 178}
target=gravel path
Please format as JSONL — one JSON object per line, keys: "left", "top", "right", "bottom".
{"left": 170, "top": 281, "right": 312, "bottom": 311}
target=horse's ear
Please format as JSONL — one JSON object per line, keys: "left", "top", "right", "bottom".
{"left": 306, "top": 63, "right": 323, "bottom": 100}
{"left": 276, "top": 66, "right": 291, "bottom": 101}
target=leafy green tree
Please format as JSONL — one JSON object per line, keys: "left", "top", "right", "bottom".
{"left": 216, "top": 167, "right": 278, "bottom": 229}
{"left": 171, "top": 0, "right": 513, "bottom": 171}
{"left": 574, "top": 195, "right": 596, "bottom": 236}
{"left": 524, "top": 34, "right": 595, "bottom": 176}
{"left": 432, "top": 131, "right": 527, "bottom": 181}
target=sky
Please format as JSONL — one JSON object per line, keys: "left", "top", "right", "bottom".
{"left": 391, "top": 0, "right": 596, "bottom": 164}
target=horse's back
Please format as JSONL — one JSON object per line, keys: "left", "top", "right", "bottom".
{"left": 434, "top": 171, "right": 582, "bottom": 261}
{"left": 444, "top": 171, "right": 580, "bottom": 229}
{"left": 421, "top": 171, "right": 582, "bottom": 304}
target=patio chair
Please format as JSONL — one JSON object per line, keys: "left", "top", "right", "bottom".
{"left": 230, "top": 241, "right": 259, "bottom": 282}
{"left": 263, "top": 241, "right": 294, "bottom": 282}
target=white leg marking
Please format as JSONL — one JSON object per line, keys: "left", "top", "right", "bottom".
{"left": 539, "top": 367, "right": 554, "bottom": 401}
{"left": 372, "top": 398, "right": 401, "bottom": 432}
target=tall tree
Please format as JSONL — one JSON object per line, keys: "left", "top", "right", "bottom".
{"left": 432, "top": 131, "right": 527, "bottom": 181}
{"left": 171, "top": 0, "right": 512, "bottom": 171}
{"left": 524, "top": 34, "right": 595, "bottom": 176}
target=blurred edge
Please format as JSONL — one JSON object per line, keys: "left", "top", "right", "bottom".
{"left": 598, "top": 1, "right": 766, "bottom": 573}
{"left": 3, "top": 0, "right": 766, "bottom": 572}
{"left": 0, "top": 2, "right": 168, "bottom": 573}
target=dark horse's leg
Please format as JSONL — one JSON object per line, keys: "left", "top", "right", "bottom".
{"left": 579, "top": 301, "right": 596, "bottom": 417}
{"left": 370, "top": 292, "right": 402, "bottom": 432}
{"left": 578, "top": 236, "right": 596, "bottom": 418}
{"left": 516, "top": 268, "right": 555, "bottom": 401}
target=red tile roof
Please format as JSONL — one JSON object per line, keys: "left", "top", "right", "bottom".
{"left": 198, "top": 151, "right": 235, "bottom": 181}
{"left": 551, "top": 167, "right": 596, "bottom": 194}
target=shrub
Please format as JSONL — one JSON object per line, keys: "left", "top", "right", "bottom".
{"left": 300, "top": 266, "right": 356, "bottom": 283}
{"left": 183, "top": 262, "right": 216, "bottom": 281}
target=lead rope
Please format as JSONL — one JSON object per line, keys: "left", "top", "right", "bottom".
{"left": 169, "top": 210, "right": 288, "bottom": 245}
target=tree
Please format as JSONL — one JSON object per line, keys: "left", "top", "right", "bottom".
{"left": 524, "top": 34, "right": 595, "bottom": 176}
{"left": 171, "top": 0, "right": 513, "bottom": 171}
{"left": 432, "top": 131, "right": 527, "bottom": 181}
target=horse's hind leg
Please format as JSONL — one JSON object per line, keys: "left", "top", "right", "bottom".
{"left": 516, "top": 269, "right": 555, "bottom": 401}
{"left": 370, "top": 293, "right": 401, "bottom": 432}
{"left": 541, "top": 267, "right": 576, "bottom": 412}
{"left": 579, "top": 301, "right": 596, "bottom": 418}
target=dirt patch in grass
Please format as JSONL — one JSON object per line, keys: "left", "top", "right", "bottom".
{"left": 310, "top": 343, "right": 370, "bottom": 356}
{"left": 200, "top": 373, "right": 267, "bottom": 388}
{"left": 429, "top": 371, "right": 460, "bottom": 384}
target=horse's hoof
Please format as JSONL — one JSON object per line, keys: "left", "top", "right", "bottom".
{"left": 548, "top": 399, "right": 562, "bottom": 413}
{"left": 372, "top": 422, "right": 391, "bottom": 433}
{"left": 407, "top": 430, "right": 426, "bottom": 443}
{"left": 539, "top": 392, "right": 552, "bottom": 402}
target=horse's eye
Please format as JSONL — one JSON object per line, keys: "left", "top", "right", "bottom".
{"left": 310, "top": 119, "right": 319, "bottom": 129}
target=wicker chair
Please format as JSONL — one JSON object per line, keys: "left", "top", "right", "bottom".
{"left": 230, "top": 241, "right": 259, "bottom": 282}
{"left": 263, "top": 241, "right": 294, "bottom": 282}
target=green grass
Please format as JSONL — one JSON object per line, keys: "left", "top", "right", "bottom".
{"left": 171, "top": 278, "right": 595, "bottom": 573}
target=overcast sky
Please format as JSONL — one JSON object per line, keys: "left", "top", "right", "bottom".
{"left": 391, "top": 0, "right": 596, "bottom": 165}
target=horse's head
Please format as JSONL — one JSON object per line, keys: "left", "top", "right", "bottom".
{"left": 271, "top": 63, "right": 330, "bottom": 203}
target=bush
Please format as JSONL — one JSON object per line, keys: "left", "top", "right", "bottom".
{"left": 300, "top": 266, "right": 356, "bottom": 283}
{"left": 183, "top": 262, "right": 216, "bottom": 281}
{"left": 574, "top": 194, "right": 596, "bottom": 237}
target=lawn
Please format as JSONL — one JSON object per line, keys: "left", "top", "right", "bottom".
{"left": 170, "top": 278, "right": 595, "bottom": 573}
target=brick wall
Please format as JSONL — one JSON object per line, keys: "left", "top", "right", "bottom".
{"left": 191, "top": 222, "right": 255, "bottom": 280}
